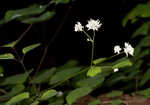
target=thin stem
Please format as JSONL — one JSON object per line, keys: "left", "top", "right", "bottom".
{"left": 15, "top": 24, "right": 33, "bottom": 46}
{"left": 34, "top": 44, "right": 48, "bottom": 76}
{"left": 91, "top": 41, "right": 94, "bottom": 67}
{"left": 0, "top": 88, "right": 8, "bottom": 94}
{"left": 83, "top": 30, "right": 92, "bottom": 41}
{"left": 20, "top": 60, "right": 36, "bottom": 89}
{"left": 90, "top": 31, "right": 95, "bottom": 67}
{"left": 33, "top": 5, "right": 72, "bottom": 78}
{"left": 135, "top": 75, "right": 139, "bottom": 92}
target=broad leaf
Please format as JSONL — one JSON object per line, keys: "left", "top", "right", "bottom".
{"left": 87, "top": 66, "right": 102, "bottom": 77}
{"left": 50, "top": 67, "right": 82, "bottom": 85}
{"left": 21, "top": 11, "right": 55, "bottom": 24}
{"left": 140, "top": 69, "right": 150, "bottom": 86}
{"left": 6, "top": 92, "right": 29, "bottom": 105}
{"left": 0, "top": 66, "right": 4, "bottom": 74}
{"left": 111, "top": 99, "right": 123, "bottom": 105}
{"left": 122, "top": 3, "right": 150, "bottom": 26}
{"left": 112, "top": 59, "right": 132, "bottom": 69}
{"left": 0, "top": 5, "right": 46, "bottom": 24}
{"left": 30, "top": 101, "right": 39, "bottom": 105}
{"left": 1, "top": 71, "right": 31, "bottom": 86}
{"left": 88, "top": 100, "right": 101, "bottom": 105}
{"left": 139, "top": 35, "right": 150, "bottom": 47}
{"left": 32, "top": 67, "right": 56, "bottom": 84}
{"left": 76, "top": 74, "right": 104, "bottom": 89}
{"left": 138, "top": 88, "right": 150, "bottom": 98}
{"left": 132, "top": 21, "right": 150, "bottom": 38}
{"left": 23, "top": 43, "right": 41, "bottom": 54}
{"left": 40, "top": 89, "right": 57, "bottom": 101}
{"left": 66, "top": 87, "right": 92, "bottom": 105}
{"left": 105, "top": 73, "right": 126, "bottom": 87}
{"left": 53, "top": 0, "right": 70, "bottom": 4}
{"left": 93, "top": 58, "right": 106, "bottom": 65}
{"left": 0, "top": 53, "right": 14, "bottom": 60}
{"left": 107, "top": 91, "right": 123, "bottom": 98}
{"left": 1, "top": 40, "right": 17, "bottom": 47}
{"left": 0, "top": 84, "right": 25, "bottom": 98}
{"left": 48, "top": 98, "right": 64, "bottom": 105}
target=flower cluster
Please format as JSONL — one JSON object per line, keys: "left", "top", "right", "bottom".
{"left": 113, "top": 42, "right": 134, "bottom": 72}
{"left": 74, "top": 19, "right": 102, "bottom": 32}
{"left": 114, "top": 42, "right": 134, "bottom": 57}
{"left": 74, "top": 22, "right": 84, "bottom": 32}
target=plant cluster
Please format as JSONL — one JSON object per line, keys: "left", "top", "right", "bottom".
{"left": 0, "top": 0, "right": 150, "bottom": 105}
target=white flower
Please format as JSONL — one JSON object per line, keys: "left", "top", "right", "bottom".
{"left": 114, "top": 45, "right": 122, "bottom": 54}
{"left": 124, "top": 42, "right": 134, "bottom": 57}
{"left": 74, "top": 22, "right": 84, "bottom": 32}
{"left": 86, "top": 19, "right": 102, "bottom": 31}
{"left": 114, "top": 68, "right": 119, "bottom": 72}
{"left": 56, "top": 91, "right": 63, "bottom": 97}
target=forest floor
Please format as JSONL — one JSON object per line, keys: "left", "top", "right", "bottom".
{"left": 73, "top": 93, "right": 150, "bottom": 105}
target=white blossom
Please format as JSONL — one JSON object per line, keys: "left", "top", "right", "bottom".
{"left": 124, "top": 42, "right": 134, "bottom": 57}
{"left": 86, "top": 19, "right": 102, "bottom": 31}
{"left": 114, "top": 68, "right": 119, "bottom": 72}
{"left": 114, "top": 45, "right": 122, "bottom": 54}
{"left": 56, "top": 91, "right": 63, "bottom": 97}
{"left": 74, "top": 22, "right": 84, "bottom": 32}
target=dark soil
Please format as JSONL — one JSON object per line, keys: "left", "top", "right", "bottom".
{"left": 73, "top": 93, "right": 150, "bottom": 105}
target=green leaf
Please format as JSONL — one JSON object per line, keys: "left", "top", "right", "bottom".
{"left": 66, "top": 87, "right": 92, "bottom": 105}
{"left": 32, "top": 67, "right": 56, "bottom": 84}
{"left": 0, "top": 84, "right": 25, "bottom": 98}
{"left": 140, "top": 69, "right": 150, "bottom": 86}
{"left": 50, "top": 67, "right": 82, "bottom": 85}
{"left": 76, "top": 74, "right": 104, "bottom": 89}
{"left": 139, "top": 35, "right": 150, "bottom": 47}
{"left": 61, "top": 60, "right": 79, "bottom": 69}
{"left": 107, "top": 91, "right": 123, "bottom": 98}
{"left": 0, "top": 5, "right": 46, "bottom": 24}
{"left": 132, "top": 21, "right": 150, "bottom": 38}
{"left": 53, "top": 0, "right": 70, "bottom": 4}
{"left": 0, "top": 66, "right": 4, "bottom": 74}
{"left": 48, "top": 98, "right": 64, "bottom": 105}
{"left": 93, "top": 58, "right": 106, "bottom": 65}
{"left": 23, "top": 43, "right": 41, "bottom": 54}
{"left": 111, "top": 99, "right": 123, "bottom": 105}
{"left": 0, "top": 53, "right": 14, "bottom": 60}
{"left": 21, "top": 11, "right": 55, "bottom": 24}
{"left": 30, "top": 101, "right": 39, "bottom": 105}
{"left": 1, "top": 71, "right": 31, "bottom": 86}
{"left": 87, "top": 66, "right": 102, "bottom": 77}
{"left": 88, "top": 100, "right": 101, "bottom": 105}
{"left": 1, "top": 40, "right": 17, "bottom": 47}
{"left": 105, "top": 73, "right": 126, "bottom": 87}
{"left": 122, "top": 3, "right": 150, "bottom": 26}
{"left": 112, "top": 59, "right": 132, "bottom": 69}
{"left": 6, "top": 92, "right": 30, "bottom": 105}
{"left": 0, "top": 66, "right": 4, "bottom": 77}
{"left": 40, "top": 89, "right": 57, "bottom": 101}
{"left": 138, "top": 88, "right": 150, "bottom": 98}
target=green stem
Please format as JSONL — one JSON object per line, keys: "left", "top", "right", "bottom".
{"left": 90, "top": 31, "right": 95, "bottom": 67}
{"left": 136, "top": 76, "right": 139, "bottom": 92}
{"left": 91, "top": 41, "right": 94, "bottom": 67}
{"left": 83, "top": 30, "right": 92, "bottom": 41}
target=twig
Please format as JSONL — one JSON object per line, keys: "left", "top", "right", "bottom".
{"left": 15, "top": 24, "right": 33, "bottom": 46}
{"left": 0, "top": 88, "right": 8, "bottom": 94}
{"left": 34, "top": 4, "right": 72, "bottom": 77}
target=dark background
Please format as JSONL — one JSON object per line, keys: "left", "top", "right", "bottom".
{"left": 0, "top": 0, "right": 149, "bottom": 74}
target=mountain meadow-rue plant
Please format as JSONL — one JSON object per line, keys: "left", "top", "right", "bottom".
{"left": 74, "top": 19, "right": 134, "bottom": 76}
{"left": 0, "top": 1, "right": 150, "bottom": 105}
